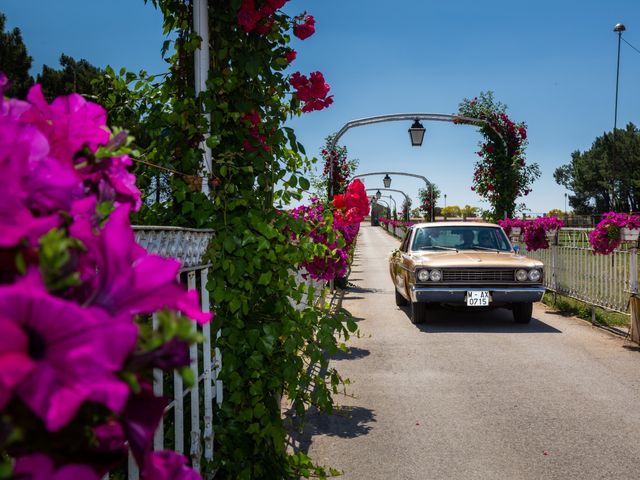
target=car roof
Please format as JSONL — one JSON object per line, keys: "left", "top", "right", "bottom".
{"left": 411, "top": 221, "right": 503, "bottom": 229}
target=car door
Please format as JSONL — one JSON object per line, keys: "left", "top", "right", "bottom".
{"left": 393, "top": 227, "right": 413, "bottom": 293}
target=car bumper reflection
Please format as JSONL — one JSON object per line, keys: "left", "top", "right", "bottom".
{"left": 409, "top": 286, "right": 545, "bottom": 304}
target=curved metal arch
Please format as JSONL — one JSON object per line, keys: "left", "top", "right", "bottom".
{"left": 352, "top": 171, "right": 433, "bottom": 188}
{"left": 328, "top": 112, "right": 508, "bottom": 198}
{"left": 331, "top": 113, "right": 505, "bottom": 155}
{"left": 359, "top": 172, "right": 434, "bottom": 220}
{"left": 377, "top": 194, "right": 397, "bottom": 210}
{"left": 365, "top": 187, "right": 410, "bottom": 203}
{"left": 372, "top": 199, "right": 390, "bottom": 212}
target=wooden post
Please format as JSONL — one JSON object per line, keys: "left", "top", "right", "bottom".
{"left": 630, "top": 296, "right": 640, "bottom": 344}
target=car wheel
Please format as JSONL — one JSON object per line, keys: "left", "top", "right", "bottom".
{"left": 395, "top": 287, "right": 408, "bottom": 306}
{"left": 512, "top": 302, "right": 533, "bottom": 323}
{"left": 410, "top": 301, "right": 428, "bottom": 324}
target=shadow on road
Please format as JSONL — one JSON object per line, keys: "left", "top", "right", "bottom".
{"left": 286, "top": 405, "right": 376, "bottom": 455}
{"left": 344, "top": 285, "right": 386, "bottom": 294}
{"left": 331, "top": 346, "right": 370, "bottom": 361}
{"left": 398, "top": 306, "right": 562, "bottom": 334}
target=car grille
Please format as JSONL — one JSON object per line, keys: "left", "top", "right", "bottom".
{"left": 442, "top": 268, "right": 515, "bottom": 283}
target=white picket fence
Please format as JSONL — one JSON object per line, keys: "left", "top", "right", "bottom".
{"left": 101, "top": 226, "right": 325, "bottom": 479}
{"left": 518, "top": 229, "right": 638, "bottom": 314}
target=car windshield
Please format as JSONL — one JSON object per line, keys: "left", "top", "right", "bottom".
{"left": 411, "top": 226, "right": 512, "bottom": 252}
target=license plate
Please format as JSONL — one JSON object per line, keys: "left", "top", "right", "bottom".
{"left": 467, "top": 291, "right": 490, "bottom": 307}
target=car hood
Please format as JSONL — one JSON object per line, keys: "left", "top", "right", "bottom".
{"left": 407, "top": 250, "right": 543, "bottom": 269}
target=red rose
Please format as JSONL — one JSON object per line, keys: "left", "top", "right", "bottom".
{"left": 308, "top": 71, "right": 330, "bottom": 98}
{"left": 294, "top": 15, "right": 316, "bottom": 40}
{"left": 237, "top": 0, "right": 261, "bottom": 32}
{"left": 267, "top": 0, "right": 288, "bottom": 10}
{"left": 255, "top": 17, "right": 275, "bottom": 35}
{"left": 285, "top": 49, "right": 297, "bottom": 64}
{"left": 518, "top": 127, "right": 527, "bottom": 140}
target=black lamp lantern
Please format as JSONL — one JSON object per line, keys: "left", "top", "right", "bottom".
{"left": 376, "top": 190, "right": 382, "bottom": 200}
{"left": 383, "top": 174, "right": 392, "bottom": 188}
{"left": 408, "top": 119, "right": 426, "bottom": 146}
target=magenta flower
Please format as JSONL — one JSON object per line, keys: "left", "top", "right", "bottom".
{"left": 0, "top": 269, "right": 137, "bottom": 431}
{"left": 0, "top": 313, "right": 35, "bottom": 409}
{"left": 13, "top": 454, "right": 100, "bottom": 480}
{"left": 21, "top": 85, "right": 109, "bottom": 167}
{"left": 141, "top": 451, "right": 202, "bottom": 480}
{"left": 71, "top": 204, "right": 212, "bottom": 325}
{"left": 122, "top": 383, "right": 167, "bottom": 467}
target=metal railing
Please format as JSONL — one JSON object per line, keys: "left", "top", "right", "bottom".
{"left": 518, "top": 229, "right": 638, "bottom": 315}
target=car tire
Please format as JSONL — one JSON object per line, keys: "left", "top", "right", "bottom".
{"left": 410, "top": 301, "right": 428, "bottom": 324}
{"left": 512, "top": 302, "right": 533, "bottom": 323}
{"left": 395, "top": 287, "right": 408, "bottom": 306}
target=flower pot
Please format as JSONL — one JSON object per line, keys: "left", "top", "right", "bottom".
{"left": 545, "top": 229, "right": 557, "bottom": 239}
{"left": 511, "top": 227, "right": 521, "bottom": 236}
{"left": 621, "top": 227, "right": 640, "bottom": 242}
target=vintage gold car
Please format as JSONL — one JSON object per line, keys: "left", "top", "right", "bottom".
{"left": 390, "top": 222, "right": 545, "bottom": 324}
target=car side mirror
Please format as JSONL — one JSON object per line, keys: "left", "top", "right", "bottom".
{"left": 513, "top": 245, "right": 520, "bottom": 254}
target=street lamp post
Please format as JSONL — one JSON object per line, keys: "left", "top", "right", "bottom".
{"left": 614, "top": 23, "right": 626, "bottom": 133}
{"left": 612, "top": 23, "right": 626, "bottom": 211}
{"left": 444, "top": 194, "right": 447, "bottom": 209}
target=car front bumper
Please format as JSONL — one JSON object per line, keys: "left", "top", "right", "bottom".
{"left": 409, "top": 286, "right": 545, "bottom": 304}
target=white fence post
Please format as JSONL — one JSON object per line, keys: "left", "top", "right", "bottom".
{"left": 201, "top": 268, "right": 214, "bottom": 462}
{"left": 187, "top": 272, "right": 201, "bottom": 472}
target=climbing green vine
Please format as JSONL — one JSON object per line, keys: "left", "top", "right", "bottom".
{"left": 95, "top": 1, "right": 357, "bottom": 478}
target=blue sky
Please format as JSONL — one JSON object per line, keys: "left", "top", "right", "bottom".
{"left": 3, "top": 0, "right": 640, "bottom": 214}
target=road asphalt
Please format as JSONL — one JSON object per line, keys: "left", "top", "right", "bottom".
{"left": 300, "top": 223, "right": 640, "bottom": 480}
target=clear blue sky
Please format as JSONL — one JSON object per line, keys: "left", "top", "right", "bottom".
{"left": 3, "top": 0, "right": 640, "bottom": 214}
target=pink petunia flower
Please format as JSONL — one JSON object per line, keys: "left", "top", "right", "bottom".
{"left": 13, "top": 453, "right": 100, "bottom": 480}
{"left": 21, "top": 85, "right": 109, "bottom": 167}
{"left": 71, "top": 204, "right": 212, "bottom": 325}
{"left": 141, "top": 451, "right": 202, "bottom": 480}
{"left": 0, "top": 269, "right": 138, "bottom": 431}
{"left": 0, "top": 313, "right": 35, "bottom": 409}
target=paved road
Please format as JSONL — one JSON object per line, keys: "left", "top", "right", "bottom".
{"left": 302, "top": 224, "right": 640, "bottom": 480}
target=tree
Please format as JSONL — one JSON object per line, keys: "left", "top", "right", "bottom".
{"left": 442, "top": 205, "right": 462, "bottom": 218}
{"left": 37, "top": 54, "right": 105, "bottom": 100}
{"left": 554, "top": 123, "right": 640, "bottom": 213}
{"left": 462, "top": 205, "right": 478, "bottom": 218}
{"left": 400, "top": 197, "right": 412, "bottom": 220}
{"left": 547, "top": 209, "right": 564, "bottom": 217}
{"left": 0, "top": 13, "right": 34, "bottom": 98}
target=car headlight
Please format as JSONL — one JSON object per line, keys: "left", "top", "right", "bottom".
{"left": 417, "top": 269, "right": 430, "bottom": 282}
{"left": 429, "top": 269, "right": 442, "bottom": 282}
{"left": 515, "top": 269, "right": 528, "bottom": 282}
{"left": 528, "top": 269, "right": 542, "bottom": 282}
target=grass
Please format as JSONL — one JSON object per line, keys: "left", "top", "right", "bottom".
{"left": 541, "top": 291, "right": 630, "bottom": 330}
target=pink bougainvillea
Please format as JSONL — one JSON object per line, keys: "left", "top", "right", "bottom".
{"left": 497, "top": 217, "right": 527, "bottom": 236}
{"left": 0, "top": 74, "right": 209, "bottom": 479}
{"left": 523, "top": 216, "right": 564, "bottom": 251}
{"left": 290, "top": 180, "right": 369, "bottom": 281}
{"left": 589, "top": 212, "right": 640, "bottom": 255}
